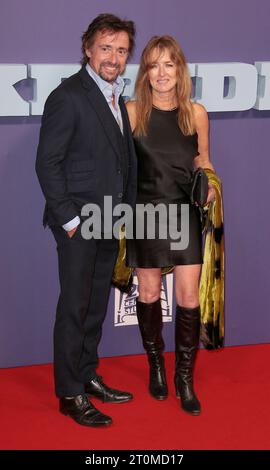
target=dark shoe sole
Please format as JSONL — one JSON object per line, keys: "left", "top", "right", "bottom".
{"left": 150, "top": 393, "right": 168, "bottom": 400}
{"left": 86, "top": 394, "right": 133, "bottom": 404}
{"left": 60, "top": 409, "right": 112, "bottom": 426}
{"left": 181, "top": 407, "right": 201, "bottom": 416}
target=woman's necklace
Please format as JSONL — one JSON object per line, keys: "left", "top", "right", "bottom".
{"left": 152, "top": 103, "right": 178, "bottom": 111}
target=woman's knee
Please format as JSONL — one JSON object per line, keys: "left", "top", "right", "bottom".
{"left": 136, "top": 269, "right": 161, "bottom": 303}
{"left": 138, "top": 284, "right": 161, "bottom": 303}
{"left": 175, "top": 291, "right": 199, "bottom": 308}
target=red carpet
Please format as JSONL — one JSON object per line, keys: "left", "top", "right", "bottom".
{"left": 0, "top": 344, "right": 270, "bottom": 450}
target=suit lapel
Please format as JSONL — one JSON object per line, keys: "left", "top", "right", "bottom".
{"left": 79, "top": 67, "right": 123, "bottom": 160}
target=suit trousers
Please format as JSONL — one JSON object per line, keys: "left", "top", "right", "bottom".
{"left": 51, "top": 224, "right": 119, "bottom": 397}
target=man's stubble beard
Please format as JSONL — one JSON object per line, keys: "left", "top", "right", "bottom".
{"left": 98, "top": 61, "right": 122, "bottom": 83}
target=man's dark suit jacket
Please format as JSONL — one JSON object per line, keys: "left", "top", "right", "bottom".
{"left": 36, "top": 66, "right": 137, "bottom": 228}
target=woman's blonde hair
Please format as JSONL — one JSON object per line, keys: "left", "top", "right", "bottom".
{"left": 134, "top": 35, "right": 195, "bottom": 136}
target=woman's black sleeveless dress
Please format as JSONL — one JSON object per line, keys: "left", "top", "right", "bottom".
{"left": 126, "top": 106, "right": 203, "bottom": 268}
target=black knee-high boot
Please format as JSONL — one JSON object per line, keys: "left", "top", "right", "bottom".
{"left": 174, "top": 305, "right": 201, "bottom": 415}
{"left": 136, "top": 298, "right": 168, "bottom": 400}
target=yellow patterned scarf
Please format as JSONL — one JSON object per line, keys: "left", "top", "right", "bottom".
{"left": 199, "top": 169, "right": 224, "bottom": 349}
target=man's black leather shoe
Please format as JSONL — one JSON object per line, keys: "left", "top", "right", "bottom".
{"left": 59, "top": 394, "right": 112, "bottom": 426}
{"left": 85, "top": 376, "right": 133, "bottom": 403}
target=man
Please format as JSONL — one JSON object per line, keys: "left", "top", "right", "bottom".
{"left": 36, "top": 14, "right": 137, "bottom": 427}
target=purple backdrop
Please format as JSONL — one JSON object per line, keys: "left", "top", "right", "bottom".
{"left": 1, "top": 0, "right": 269, "bottom": 367}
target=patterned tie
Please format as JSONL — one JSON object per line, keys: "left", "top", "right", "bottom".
{"left": 111, "top": 92, "right": 122, "bottom": 132}
{"left": 111, "top": 93, "right": 116, "bottom": 110}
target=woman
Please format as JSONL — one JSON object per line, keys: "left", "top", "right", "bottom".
{"left": 126, "top": 36, "right": 215, "bottom": 416}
